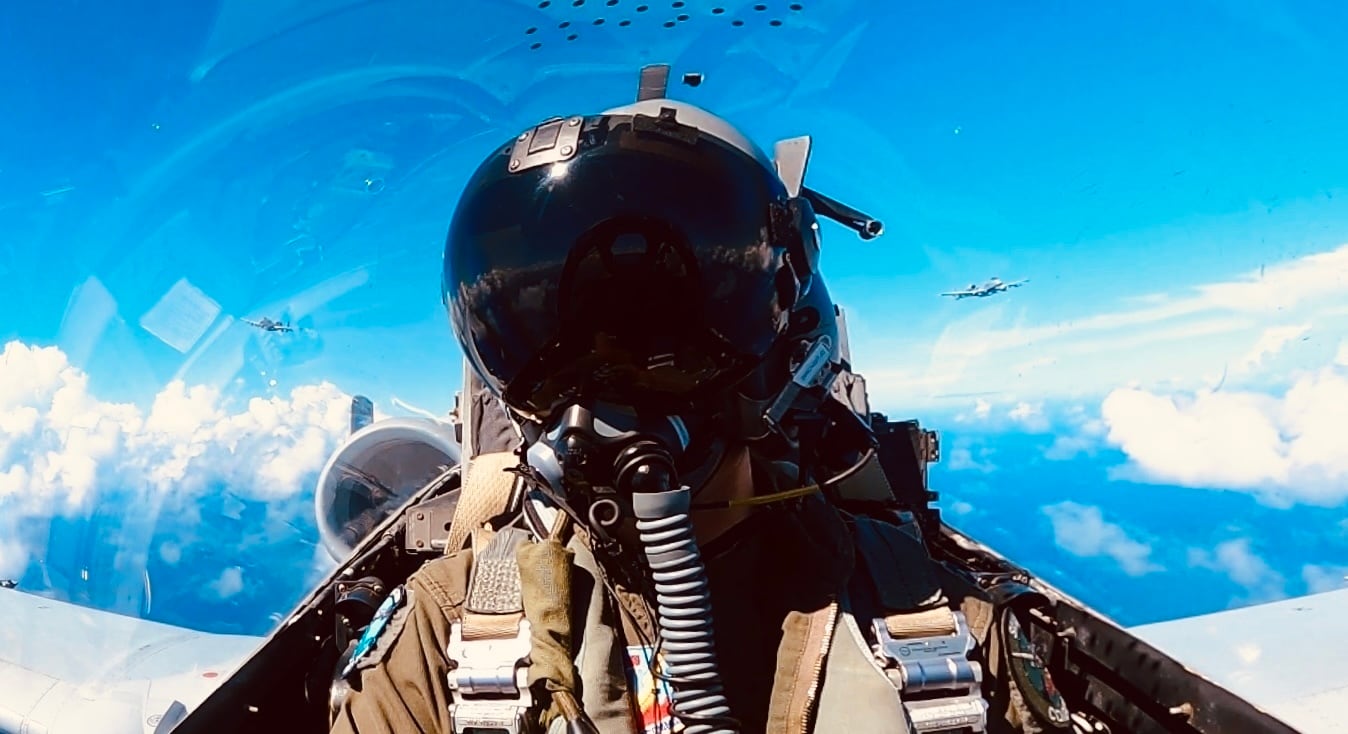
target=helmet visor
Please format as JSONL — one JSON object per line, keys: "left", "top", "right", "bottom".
{"left": 444, "top": 115, "right": 794, "bottom": 420}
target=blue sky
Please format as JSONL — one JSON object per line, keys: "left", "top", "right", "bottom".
{"left": 2, "top": 0, "right": 1348, "bottom": 655}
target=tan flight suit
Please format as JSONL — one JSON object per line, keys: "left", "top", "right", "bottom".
{"left": 329, "top": 464, "right": 1033, "bottom": 734}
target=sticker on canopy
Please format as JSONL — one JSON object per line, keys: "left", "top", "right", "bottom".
{"left": 625, "top": 645, "right": 681, "bottom": 734}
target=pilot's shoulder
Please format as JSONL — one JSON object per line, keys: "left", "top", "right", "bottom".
{"left": 341, "top": 552, "right": 475, "bottom": 679}
{"left": 843, "top": 512, "right": 947, "bottom": 607}
{"left": 404, "top": 549, "right": 476, "bottom": 611}
{"left": 341, "top": 584, "right": 416, "bottom": 681}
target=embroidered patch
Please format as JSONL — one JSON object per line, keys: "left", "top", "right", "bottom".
{"left": 342, "top": 586, "right": 410, "bottom": 680}
{"left": 625, "top": 645, "right": 680, "bottom": 734}
{"left": 1004, "top": 609, "right": 1071, "bottom": 730}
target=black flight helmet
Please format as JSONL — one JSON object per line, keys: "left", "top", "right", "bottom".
{"left": 442, "top": 98, "right": 818, "bottom": 424}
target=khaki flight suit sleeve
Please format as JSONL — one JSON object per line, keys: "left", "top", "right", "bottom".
{"left": 330, "top": 550, "right": 475, "bottom": 734}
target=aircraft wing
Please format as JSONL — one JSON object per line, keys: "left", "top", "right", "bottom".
{"left": 0, "top": 586, "right": 264, "bottom": 734}
{"left": 1129, "top": 588, "right": 1348, "bottom": 733}
{"left": 941, "top": 288, "right": 979, "bottom": 297}
{"left": 1005, "top": 278, "right": 1030, "bottom": 288}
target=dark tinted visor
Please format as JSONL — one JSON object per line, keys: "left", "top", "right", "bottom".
{"left": 444, "top": 114, "right": 793, "bottom": 419}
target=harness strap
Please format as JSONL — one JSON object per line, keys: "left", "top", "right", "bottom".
{"left": 851, "top": 517, "right": 989, "bottom": 733}
{"left": 853, "top": 516, "right": 946, "bottom": 613}
{"left": 445, "top": 451, "right": 521, "bottom": 555}
{"left": 446, "top": 527, "right": 537, "bottom": 733}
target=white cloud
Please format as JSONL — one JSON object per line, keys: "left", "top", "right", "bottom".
{"left": 1, "top": 341, "right": 350, "bottom": 510}
{"left": 1043, "top": 403, "right": 1108, "bottom": 460}
{"left": 1301, "top": 564, "right": 1348, "bottom": 594}
{"left": 0, "top": 340, "right": 352, "bottom": 620}
{"left": 863, "top": 243, "right": 1348, "bottom": 412}
{"left": 1008, "top": 401, "right": 1050, "bottom": 432}
{"left": 947, "top": 500, "right": 974, "bottom": 516}
{"left": 1335, "top": 340, "right": 1348, "bottom": 367}
{"left": 1042, "top": 501, "right": 1161, "bottom": 576}
{"left": 159, "top": 541, "right": 182, "bottom": 566}
{"left": 947, "top": 446, "right": 996, "bottom": 473}
{"left": 1188, "top": 539, "right": 1285, "bottom": 601}
{"left": 0, "top": 540, "right": 24, "bottom": 579}
{"left": 1044, "top": 435, "right": 1095, "bottom": 461}
{"left": 209, "top": 567, "right": 245, "bottom": 600}
{"left": 1100, "top": 359, "right": 1348, "bottom": 505}
{"left": 1232, "top": 324, "right": 1311, "bottom": 374}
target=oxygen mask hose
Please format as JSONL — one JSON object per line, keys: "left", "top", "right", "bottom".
{"left": 622, "top": 445, "right": 739, "bottom": 734}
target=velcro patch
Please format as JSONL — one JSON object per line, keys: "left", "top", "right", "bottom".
{"left": 625, "top": 645, "right": 680, "bottom": 734}
{"left": 342, "top": 586, "right": 413, "bottom": 680}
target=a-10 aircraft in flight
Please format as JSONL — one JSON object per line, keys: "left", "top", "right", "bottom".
{"left": 241, "top": 317, "right": 298, "bottom": 333}
{"left": 942, "top": 276, "right": 1030, "bottom": 299}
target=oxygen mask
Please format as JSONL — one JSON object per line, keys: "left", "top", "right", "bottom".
{"left": 526, "top": 401, "right": 741, "bottom": 734}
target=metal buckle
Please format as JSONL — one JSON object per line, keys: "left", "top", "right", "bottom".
{"left": 763, "top": 335, "right": 837, "bottom": 430}
{"left": 446, "top": 619, "right": 535, "bottom": 734}
{"left": 873, "top": 611, "right": 988, "bottom": 733}
{"left": 449, "top": 701, "right": 530, "bottom": 734}
{"left": 904, "top": 697, "right": 990, "bottom": 733}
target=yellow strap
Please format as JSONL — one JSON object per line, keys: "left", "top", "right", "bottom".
{"left": 445, "top": 451, "right": 520, "bottom": 554}
{"left": 692, "top": 484, "right": 822, "bottom": 511}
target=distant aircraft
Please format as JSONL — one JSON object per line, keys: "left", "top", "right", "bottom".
{"left": 242, "top": 317, "right": 296, "bottom": 333}
{"left": 941, "top": 276, "right": 1030, "bottom": 299}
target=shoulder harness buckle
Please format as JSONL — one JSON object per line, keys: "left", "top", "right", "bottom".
{"left": 446, "top": 526, "right": 539, "bottom": 734}
{"left": 446, "top": 618, "right": 534, "bottom": 734}
{"left": 872, "top": 608, "right": 988, "bottom": 733}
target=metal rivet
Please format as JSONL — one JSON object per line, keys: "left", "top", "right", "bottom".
{"left": 518, "top": 132, "right": 529, "bottom": 141}
{"left": 416, "top": 539, "right": 425, "bottom": 547}
{"left": 509, "top": 159, "right": 521, "bottom": 170}
{"left": 568, "top": 116, "right": 581, "bottom": 126}
{"left": 416, "top": 512, "right": 425, "bottom": 521}
{"left": 560, "top": 145, "right": 574, "bottom": 155}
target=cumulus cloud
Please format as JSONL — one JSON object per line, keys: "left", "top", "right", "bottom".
{"left": 1301, "top": 564, "right": 1348, "bottom": 594}
{"left": 1188, "top": 539, "right": 1285, "bottom": 602}
{"left": 1008, "top": 401, "right": 1050, "bottom": 432}
{"left": 947, "top": 500, "right": 974, "bottom": 516}
{"left": 1044, "top": 435, "right": 1096, "bottom": 461}
{"left": 1100, "top": 355, "right": 1348, "bottom": 505}
{"left": 0, "top": 540, "right": 24, "bottom": 579}
{"left": 1042, "top": 501, "right": 1162, "bottom": 576}
{"left": 1232, "top": 324, "right": 1311, "bottom": 374}
{"left": 0, "top": 340, "right": 353, "bottom": 629}
{"left": 947, "top": 445, "right": 996, "bottom": 473}
{"left": 863, "top": 243, "right": 1348, "bottom": 412}
{"left": 209, "top": 567, "right": 245, "bottom": 599}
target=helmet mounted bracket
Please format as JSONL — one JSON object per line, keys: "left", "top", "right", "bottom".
{"left": 636, "top": 63, "right": 671, "bottom": 101}
{"left": 508, "top": 116, "right": 584, "bottom": 175}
